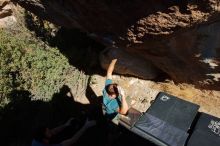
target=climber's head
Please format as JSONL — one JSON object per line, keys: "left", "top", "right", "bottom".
{"left": 105, "top": 83, "right": 119, "bottom": 97}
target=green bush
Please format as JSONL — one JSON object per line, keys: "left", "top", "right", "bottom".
{"left": 0, "top": 29, "right": 81, "bottom": 103}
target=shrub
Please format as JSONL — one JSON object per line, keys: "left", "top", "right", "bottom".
{"left": 0, "top": 29, "right": 82, "bottom": 103}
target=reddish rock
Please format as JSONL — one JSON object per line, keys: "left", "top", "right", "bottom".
{"left": 12, "top": 0, "right": 220, "bottom": 89}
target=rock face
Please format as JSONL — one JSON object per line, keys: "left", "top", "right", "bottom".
{"left": 0, "top": 0, "right": 16, "bottom": 28}
{"left": 13, "top": 0, "right": 220, "bottom": 90}
{"left": 100, "top": 47, "right": 161, "bottom": 79}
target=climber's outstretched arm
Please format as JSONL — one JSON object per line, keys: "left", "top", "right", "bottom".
{"left": 106, "top": 59, "right": 117, "bottom": 80}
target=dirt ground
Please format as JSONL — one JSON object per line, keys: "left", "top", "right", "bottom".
{"left": 77, "top": 74, "right": 220, "bottom": 118}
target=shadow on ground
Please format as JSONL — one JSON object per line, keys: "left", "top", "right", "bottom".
{"left": 0, "top": 85, "right": 157, "bottom": 146}
{"left": 0, "top": 86, "right": 106, "bottom": 146}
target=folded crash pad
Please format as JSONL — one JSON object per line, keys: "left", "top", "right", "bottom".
{"left": 119, "top": 107, "right": 143, "bottom": 129}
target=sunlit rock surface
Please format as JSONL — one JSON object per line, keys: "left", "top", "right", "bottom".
{"left": 0, "top": 0, "right": 16, "bottom": 28}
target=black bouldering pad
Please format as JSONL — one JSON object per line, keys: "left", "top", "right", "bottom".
{"left": 147, "top": 92, "right": 199, "bottom": 131}
{"left": 187, "top": 113, "right": 220, "bottom": 146}
{"left": 132, "top": 113, "right": 188, "bottom": 146}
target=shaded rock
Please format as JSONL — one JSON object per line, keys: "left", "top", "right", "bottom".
{"left": 126, "top": 18, "right": 220, "bottom": 90}
{"left": 100, "top": 47, "right": 161, "bottom": 79}
{"left": 12, "top": 0, "right": 220, "bottom": 89}
{"left": 0, "top": 0, "right": 11, "bottom": 18}
{"left": 0, "top": 9, "right": 12, "bottom": 18}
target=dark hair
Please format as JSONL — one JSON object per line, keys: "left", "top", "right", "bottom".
{"left": 105, "top": 83, "right": 119, "bottom": 96}
{"left": 33, "top": 126, "right": 47, "bottom": 142}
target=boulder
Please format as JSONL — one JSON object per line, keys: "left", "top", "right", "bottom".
{"left": 12, "top": 0, "right": 220, "bottom": 89}
{"left": 0, "top": 0, "right": 16, "bottom": 28}
{"left": 100, "top": 47, "right": 161, "bottom": 79}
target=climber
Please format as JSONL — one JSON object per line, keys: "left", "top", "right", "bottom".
{"left": 102, "top": 59, "right": 129, "bottom": 124}
{"left": 32, "top": 118, "right": 96, "bottom": 146}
